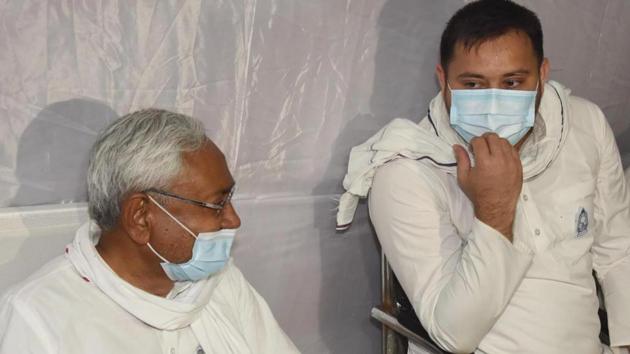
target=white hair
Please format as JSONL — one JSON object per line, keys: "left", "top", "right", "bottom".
{"left": 87, "top": 108, "right": 206, "bottom": 230}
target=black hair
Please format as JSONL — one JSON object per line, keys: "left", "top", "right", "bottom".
{"left": 440, "top": 0, "right": 543, "bottom": 69}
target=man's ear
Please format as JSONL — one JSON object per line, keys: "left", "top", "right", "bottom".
{"left": 119, "top": 192, "right": 152, "bottom": 245}
{"left": 436, "top": 64, "right": 447, "bottom": 91}
{"left": 540, "top": 58, "right": 550, "bottom": 84}
{"left": 436, "top": 63, "right": 451, "bottom": 109}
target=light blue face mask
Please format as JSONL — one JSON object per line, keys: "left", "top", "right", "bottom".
{"left": 146, "top": 194, "right": 236, "bottom": 282}
{"left": 448, "top": 83, "right": 538, "bottom": 145}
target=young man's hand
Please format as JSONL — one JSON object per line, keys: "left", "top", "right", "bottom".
{"left": 453, "top": 133, "right": 523, "bottom": 241}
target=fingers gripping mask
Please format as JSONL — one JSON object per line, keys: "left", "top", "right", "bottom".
{"left": 146, "top": 194, "right": 236, "bottom": 282}
{"left": 449, "top": 84, "right": 538, "bottom": 145}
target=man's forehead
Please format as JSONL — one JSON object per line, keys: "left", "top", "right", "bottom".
{"left": 172, "top": 142, "right": 234, "bottom": 196}
{"left": 448, "top": 31, "right": 538, "bottom": 76}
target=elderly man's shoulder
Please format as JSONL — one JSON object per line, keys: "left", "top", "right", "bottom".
{"left": 1, "top": 255, "right": 95, "bottom": 315}
{"left": 0, "top": 254, "right": 98, "bottom": 343}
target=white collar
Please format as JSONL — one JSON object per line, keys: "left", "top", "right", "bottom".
{"left": 427, "top": 80, "right": 569, "bottom": 180}
{"left": 66, "top": 221, "right": 229, "bottom": 330}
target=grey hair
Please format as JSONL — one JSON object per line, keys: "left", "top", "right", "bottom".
{"left": 87, "top": 108, "right": 207, "bottom": 230}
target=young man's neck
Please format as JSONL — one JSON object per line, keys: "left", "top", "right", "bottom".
{"left": 515, "top": 129, "right": 533, "bottom": 152}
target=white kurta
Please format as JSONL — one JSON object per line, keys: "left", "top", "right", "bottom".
{"left": 0, "top": 222, "right": 299, "bottom": 354}
{"left": 361, "top": 82, "right": 630, "bottom": 353}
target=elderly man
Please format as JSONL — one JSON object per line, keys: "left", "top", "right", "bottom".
{"left": 0, "top": 109, "right": 299, "bottom": 353}
{"left": 337, "top": 1, "right": 630, "bottom": 353}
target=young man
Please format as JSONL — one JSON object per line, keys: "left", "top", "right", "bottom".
{"left": 337, "top": 1, "right": 630, "bottom": 353}
{"left": 0, "top": 109, "right": 299, "bottom": 353}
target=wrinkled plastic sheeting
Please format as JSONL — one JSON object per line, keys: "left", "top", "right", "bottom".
{"left": 1, "top": 0, "right": 630, "bottom": 208}
{"left": 1, "top": 0, "right": 630, "bottom": 353}
{"left": 520, "top": 0, "right": 630, "bottom": 166}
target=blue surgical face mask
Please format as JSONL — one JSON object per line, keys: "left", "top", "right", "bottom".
{"left": 146, "top": 194, "right": 236, "bottom": 282}
{"left": 448, "top": 83, "right": 538, "bottom": 145}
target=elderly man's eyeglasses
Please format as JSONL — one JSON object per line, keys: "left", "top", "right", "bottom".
{"left": 144, "top": 185, "right": 235, "bottom": 214}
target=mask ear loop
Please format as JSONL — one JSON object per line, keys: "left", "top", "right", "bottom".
{"left": 146, "top": 194, "right": 198, "bottom": 239}
{"left": 144, "top": 194, "right": 200, "bottom": 264}
{"left": 146, "top": 242, "right": 170, "bottom": 263}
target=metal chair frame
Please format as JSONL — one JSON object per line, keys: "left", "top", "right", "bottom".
{"left": 371, "top": 251, "right": 447, "bottom": 354}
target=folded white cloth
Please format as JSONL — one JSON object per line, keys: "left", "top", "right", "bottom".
{"left": 336, "top": 118, "right": 456, "bottom": 230}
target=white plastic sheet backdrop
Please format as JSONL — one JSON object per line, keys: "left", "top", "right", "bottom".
{"left": 0, "top": 1, "right": 629, "bottom": 352}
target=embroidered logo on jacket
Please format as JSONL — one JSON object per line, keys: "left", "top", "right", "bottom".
{"left": 576, "top": 207, "right": 589, "bottom": 237}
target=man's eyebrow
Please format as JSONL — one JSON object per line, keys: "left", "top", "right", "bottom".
{"left": 456, "top": 70, "right": 531, "bottom": 80}
{"left": 212, "top": 183, "right": 235, "bottom": 196}
{"left": 203, "top": 183, "right": 235, "bottom": 201}
{"left": 456, "top": 72, "right": 486, "bottom": 79}
{"left": 503, "top": 69, "right": 530, "bottom": 76}
{"left": 221, "top": 183, "right": 235, "bottom": 194}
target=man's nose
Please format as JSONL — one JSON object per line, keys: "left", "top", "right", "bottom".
{"left": 221, "top": 202, "right": 241, "bottom": 229}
